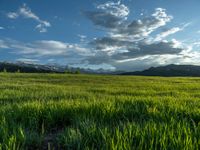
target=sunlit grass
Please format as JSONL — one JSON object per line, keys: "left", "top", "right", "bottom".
{"left": 0, "top": 73, "right": 199, "bottom": 149}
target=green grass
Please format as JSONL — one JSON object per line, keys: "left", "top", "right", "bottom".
{"left": 0, "top": 73, "right": 199, "bottom": 150}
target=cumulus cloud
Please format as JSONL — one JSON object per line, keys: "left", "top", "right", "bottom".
{"left": 91, "top": 37, "right": 183, "bottom": 55}
{"left": 86, "top": 3, "right": 174, "bottom": 44}
{"left": 113, "top": 40, "right": 183, "bottom": 60}
{"left": 115, "top": 8, "right": 173, "bottom": 40}
{"left": 86, "top": 6, "right": 172, "bottom": 40}
{"left": 88, "top": 38, "right": 184, "bottom": 65}
{"left": 7, "top": 4, "right": 51, "bottom": 32}
{"left": 82, "top": 1, "right": 190, "bottom": 71}
{"left": 90, "top": 37, "right": 130, "bottom": 55}
{"left": 85, "top": 1, "right": 129, "bottom": 29}
{"left": 97, "top": 1, "right": 129, "bottom": 18}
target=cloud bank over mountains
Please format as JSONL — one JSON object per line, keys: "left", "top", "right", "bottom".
{"left": 1, "top": 1, "right": 200, "bottom": 71}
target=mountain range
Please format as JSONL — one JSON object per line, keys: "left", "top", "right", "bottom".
{"left": 0, "top": 61, "right": 117, "bottom": 74}
{"left": 1, "top": 62, "right": 200, "bottom": 76}
{"left": 121, "top": 64, "right": 200, "bottom": 77}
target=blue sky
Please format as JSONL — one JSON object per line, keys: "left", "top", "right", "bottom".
{"left": 0, "top": 0, "right": 200, "bottom": 71}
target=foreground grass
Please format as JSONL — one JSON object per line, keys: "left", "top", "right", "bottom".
{"left": 0, "top": 73, "right": 199, "bottom": 150}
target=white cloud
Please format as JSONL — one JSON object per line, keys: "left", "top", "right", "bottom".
{"left": 85, "top": 1, "right": 130, "bottom": 29}
{"left": 19, "top": 4, "right": 40, "bottom": 21}
{"left": 154, "top": 27, "right": 182, "bottom": 41}
{"left": 116, "top": 8, "right": 173, "bottom": 40}
{"left": 7, "top": 4, "right": 51, "bottom": 32}
{"left": 36, "top": 40, "right": 68, "bottom": 49}
{"left": 113, "top": 55, "right": 171, "bottom": 71}
{"left": 3, "top": 1, "right": 195, "bottom": 71}
{"left": 171, "top": 39, "right": 183, "bottom": 48}
{"left": 2, "top": 39, "right": 91, "bottom": 59}
{"left": 84, "top": 1, "right": 192, "bottom": 71}
{"left": 0, "top": 27, "right": 4, "bottom": 30}
{"left": 86, "top": 4, "right": 173, "bottom": 41}
{"left": 97, "top": 1, "right": 129, "bottom": 19}
{"left": 154, "top": 23, "right": 190, "bottom": 42}
{"left": 7, "top": 12, "right": 19, "bottom": 19}
{"left": 71, "top": 63, "right": 116, "bottom": 71}
{"left": 16, "top": 58, "right": 39, "bottom": 63}
{"left": 152, "top": 8, "right": 172, "bottom": 24}
{"left": 114, "top": 52, "right": 200, "bottom": 71}
{"left": 35, "top": 25, "right": 47, "bottom": 33}
{"left": 193, "top": 41, "right": 200, "bottom": 46}
{"left": 78, "top": 34, "right": 87, "bottom": 42}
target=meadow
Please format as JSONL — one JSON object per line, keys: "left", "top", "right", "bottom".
{"left": 0, "top": 73, "right": 199, "bottom": 150}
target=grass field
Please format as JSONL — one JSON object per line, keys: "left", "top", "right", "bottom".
{"left": 0, "top": 73, "right": 199, "bottom": 150}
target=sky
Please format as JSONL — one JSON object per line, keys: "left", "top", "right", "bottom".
{"left": 0, "top": 0, "right": 200, "bottom": 71}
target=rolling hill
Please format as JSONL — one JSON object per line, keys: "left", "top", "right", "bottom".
{"left": 121, "top": 64, "right": 200, "bottom": 77}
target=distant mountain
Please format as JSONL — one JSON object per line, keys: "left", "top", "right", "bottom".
{"left": 0, "top": 61, "right": 118, "bottom": 74}
{"left": 121, "top": 64, "right": 200, "bottom": 76}
{"left": 0, "top": 62, "right": 64, "bottom": 73}
{"left": 4, "top": 62, "right": 199, "bottom": 76}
